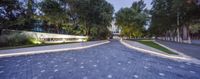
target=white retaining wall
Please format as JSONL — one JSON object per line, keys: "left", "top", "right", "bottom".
{"left": 1, "top": 30, "right": 88, "bottom": 43}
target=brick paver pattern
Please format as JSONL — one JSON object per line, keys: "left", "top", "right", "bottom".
{"left": 0, "top": 40, "right": 200, "bottom": 79}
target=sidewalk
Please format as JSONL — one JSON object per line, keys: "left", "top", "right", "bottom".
{"left": 0, "top": 40, "right": 109, "bottom": 58}
{"left": 156, "top": 40, "right": 200, "bottom": 60}
{"left": 192, "top": 40, "right": 200, "bottom": 45}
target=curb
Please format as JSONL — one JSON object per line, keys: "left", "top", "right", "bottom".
{"left": 0, "top": 41, "right": 110, "bottom": 58}
{"left": 153, "top": 40, "right": 190, "bottom": 58}
{"left": 120, "top": 39, "right": 200, "bottom": 64}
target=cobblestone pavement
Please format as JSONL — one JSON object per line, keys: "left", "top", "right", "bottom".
{"left": 0, "top": 40, "right": 200, "bottom": 79}
{"left": 157, "top": 40, "right": 200, "bottom": 60}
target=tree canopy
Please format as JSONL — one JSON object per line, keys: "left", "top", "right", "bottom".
{"left": 115, "top": 0, "right": 148, "bottom": 38}
{"left": 149, "top": 0, "right": 200, "bottom": 37}
{"left": 0, "top": 0, "right": 114, "bottom": 40}
{"left": 0, "top": 0, "right": 26, "bottom": 29}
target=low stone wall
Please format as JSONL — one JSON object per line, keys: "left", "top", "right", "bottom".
{"left": 1, "top": 30, "right": 88, "bottom": 43}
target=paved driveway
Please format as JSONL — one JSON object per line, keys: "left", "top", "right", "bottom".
{"left": 0, "top": 40, "right": 200, "bottom": 79}
{"left": 157, "top": 40, "right": 200, "bottom": 60}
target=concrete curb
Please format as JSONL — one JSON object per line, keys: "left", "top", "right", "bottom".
{"left": 153, "top": 40, "right": 190, "bottom": 58}
{"left": 154, "top": 40, "right": 200, "bottom": 64}
{"left": 0, "top": 41, "right": 110, "bottom": 58}
{"left": 120, "top": 39, "right": 200, "bottom": 64}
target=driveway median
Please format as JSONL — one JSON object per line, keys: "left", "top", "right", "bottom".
{"left": 120, "top": 39, "right": 200, "bottom": 64}
{"left": 0, "top": 40, "right": 110, "bottom": 58}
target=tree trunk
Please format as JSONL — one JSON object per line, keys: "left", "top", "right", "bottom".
{"left": 85, "top": 22, "right": 91, "bottom": 36}
{"left": 177, "top": 27, "right": 181, "bottom": 42}
{"left": 182, "top": 25, "right": 191, "bottom": 43}
{"left": 171, "top": 30, "right": 174, "bottom": 41}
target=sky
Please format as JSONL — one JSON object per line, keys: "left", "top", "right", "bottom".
{"left": 106, "top": 0, "right": 153, "bottom": 13}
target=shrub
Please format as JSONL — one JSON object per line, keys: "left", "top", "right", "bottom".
{"left": 0, "top": 33, "right": 42, "bottom": 47}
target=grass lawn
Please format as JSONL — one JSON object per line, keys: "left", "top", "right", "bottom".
{"left": 137, "top": 40, "right": 178, "bottom": 55}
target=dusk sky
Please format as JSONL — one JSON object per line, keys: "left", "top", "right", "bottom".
{"left": 106, "top": 0, "right": 153, "bottom": 13}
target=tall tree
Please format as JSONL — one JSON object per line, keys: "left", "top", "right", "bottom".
{"left": 39, "top": 0, "right": 69, "bottom": 33}
{"left": 0, "top": 0, "right": 26, "bottom": 30}
{"left": 149, "top": 0, "right": 200, "bottom": 42}
{"left": 149, "top": 0, "right": 176, "bottom": 36}
{"left": 67, "top": 0, "right": 114, "bottom": 39}
{"left": 115, "top": 0, "right": 148, "bottom": 38}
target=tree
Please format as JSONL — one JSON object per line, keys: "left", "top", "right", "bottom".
{"left": 1, "top": 0, "right": 114, "bottom": 40}
{"left": 0, "top": 0, "right": 26, "bottom": 30}
{"left": 149, "top": 0, "right": 200, "bottom": 42}
{"left": 67, "top": 0, "right": 114, "bottom": 39}
{"left": 115, "top": 0, "right": 148, "bottom": 38}
{"left": 172, "top": 0, "right": 200, "bottom": 41}
{"left": 149, "top": 0, "right": 176, "bottom": 37}
{"left": 39, "top": 0, "right": 69, "bottom": 33}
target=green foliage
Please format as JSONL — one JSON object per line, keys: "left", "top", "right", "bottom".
{"left": 115, "top": 0, "right": 148, "bottom": 38}
{"left": 1, "top": 0, "right": 114, "bottom": 40}
{"left": 190, "top": 23, "right": 200, "bottom": 33}
{"left": 149, "top": 0, "right": 200, "bottom": 36}
{"left": 172, "top": 0, "right": 200, "bottom": 25}
{"left": 39, "top": 0, "right": 69, "bottom": 26}
{"left": 0, "top": 0, "right": 26, "bottom": 29}
{"left": 69, "top": 0, "right": 114, "bottom": 36}
{"left": 67, "top": 0, "right": 114, "bottom": 39}
{"left": 149, "top": 0, "right": 175, "bottom": 36}
{"left": 38, "top": 0, "right": 114, "bottom": 39}
{"left": 0, "top": 33, "right": 41, "bottom": 47}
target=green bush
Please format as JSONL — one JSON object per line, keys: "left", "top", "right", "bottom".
{"left": 0, "top": 33, "right": 42, "bottom": 47}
